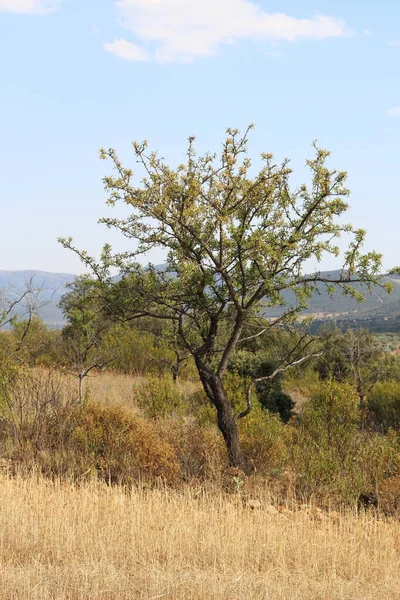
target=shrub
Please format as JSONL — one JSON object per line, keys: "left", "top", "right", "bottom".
{"left": 379, "top": 474, "right": 400, "bottom": 516}
{"left": 367, "top": 380, "right": 400, "bottom": 433}
{"left": 289, "top": 380, "right": 359, "bottom": 500}
{"left": 239, "top": 406, "right": 288, "bottom": 475}
{"left": 289, "top": 380, "right": 400, "bottom": 503}
{"left": 132, "top": 375, "right": 185, "bottom": 419}
{"left": 71, "top": 403, "right": 181, "bottom": 485}
{"left": 229, "top": 351, "right": 295, "bottom": 422}
{"left": 189, "top": 387, "right": 217, "bottom": 427}
{"left": 0, "top": 367, "right": 181, "bottom": 485}
{"left": 0, "top": 366, "right": 76, "bottom": 456}
{"left": 156, "top": 416, "right": 226, "bottom": 481}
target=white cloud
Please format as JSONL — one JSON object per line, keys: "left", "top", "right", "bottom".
{"left": 364, "top": 28, "right": 371, "bottom": 36}
{"left": 108, "top": 0, "right": 350, "bottom": 63}
{"left": 387, "top": 106, "right": 400, "bottom": 117}
{"left": 104, "top": 39, "right": 150, "bottom": 62}
{"left": 388, "top": 40, "right": 400, "bottom": 47}
{"left": 92, "top": 25, "right": 100, "bottom": 35}
{"left": 0, "top": 0, "right": 61, "bottom": 14}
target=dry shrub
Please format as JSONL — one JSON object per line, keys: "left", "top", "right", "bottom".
{"left": 379, "top": 475, "right": 400, "bottom": 516}
{"left": 72, "top": 403, "right": 181, "bottom": 485}
{"left": 0, "top": 367, "right": 181, "bottom": 485}
{"left": 0, "top": 366, "right": 76, "bottom": 458}
{"left": 156, "top": 416, "right": 226, "bottom": 481}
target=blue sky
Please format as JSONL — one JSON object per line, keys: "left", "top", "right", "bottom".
{"left": 1, "top": 0, "right": 399, "bottom": 275}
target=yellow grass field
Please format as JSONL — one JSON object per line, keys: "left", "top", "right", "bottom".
{"left": 1, "top": 473, "right": 400, "bottom": 600}
{"left": 85, "top": 371, "right": 200, "bottom": 411}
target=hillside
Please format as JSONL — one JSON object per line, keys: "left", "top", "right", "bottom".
{"left": 0, "top": 270, "right": 76, "bottom": 328}
{"left": 1, "top": 269, "right": 400, "bottom": 330}
{"left": 263, "top": 271, "right": 400, "bottom": 318}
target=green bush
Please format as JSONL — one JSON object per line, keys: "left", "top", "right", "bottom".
{"left": 290, "top": 380, "right": 357, "bottom": 499}
{"left": 367, "top": 380, "right": 400, "bottom": 433}
{"left": 132, "top": 375, "right": 185, "bottom": 419}
{"left": 229, "top": 350, "right": 295, "bottom": 422}
{"left": 10, "top": 318, "right": 63, "bottom": 367}
{"left": 289, "top": 380, "right": 400, "bottom": 502}
{"left": 239, "top": 406, "right": 288, "bottom": 475}
{"left": 300, "top": 379, "right": 359, "bottom": 449}
{"left": 188, "top": 387, "right": 217, "bottom": 427}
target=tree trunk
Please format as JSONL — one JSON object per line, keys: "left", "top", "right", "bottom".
{"left": 196, "top": 359, "right": 246, "bottom": 471}
{"left": 78, "top": 373, "right": 84, "bottom": 404}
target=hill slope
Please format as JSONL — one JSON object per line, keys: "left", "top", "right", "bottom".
{"left": 1, "top": 269, "right": 400, "bottom": 330}
{"left": 264, "top": 271, "right": 400, "bottom": 318}
{"left": 0, "top": 270, "right": 76, "bottom": 328}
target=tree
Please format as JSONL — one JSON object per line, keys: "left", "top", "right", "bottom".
{"left": 59, "top": 276, "right": 118, "bottom": 403}
{"left": 143, "top": 319, "right": 191, "bottom": 383}
{"left": 315, "top": 326, "right": 394, "bottom": 405}
{"left": 10, "top": 317, "right": 61, "bottom": 367}
{"left": 60, "top": 126, "right": 397, "bottom": 470}
{"left": 0, "top": 276, "right": 43, "bottom": 360}
{"left": 230, "top": 349, "right": 295, "bottom": 423}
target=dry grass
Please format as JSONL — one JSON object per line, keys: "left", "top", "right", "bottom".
{"left": 1, "top": 473, "right": 400, "bottom": 599}
{"left": 85, "top": 372, "right": 199, "bottom": 412}
{"left": 85, "top": 372, "right": 144, "bottom": 412}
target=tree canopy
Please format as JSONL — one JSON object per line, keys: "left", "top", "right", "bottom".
{"left": 60, "top": 126, "right": 397, "bottom": 469}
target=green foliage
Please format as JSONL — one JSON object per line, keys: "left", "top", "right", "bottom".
{"left": 290, "top": 380, "right": 400, "bottom": 501}
{"left": 102, "top": 325, "right": 162, "bottom": 374}
{"left": 60, "top": 276, "right": 115, "bottom": 369}
{"left": 132, "top": 375, "right": 185, "bottom": 419}
{"left": 239, "top": 407, "right": 288, "bottom": 475}
{"left": 301, "top": 380, "right": 359, "bottom": 446}
{"left": 290, "top": 380, "right": 358, "bottom": 497}
{"left": 230, "top": 350, "right": 295, "bottom": 422}
{"left": 222, "top": 370, "right": 250, "bottom": 414}
{"left": 315, "top": 326, "right": 390, "bottom": 401}
{"left": 10, "top": 318, "right": 62, "bottom": 367}
{"left": 188, "top": 387, "right": 217, "bottom": 427}
{"left": 102, "top": 323, "right": 193, "bottom": 378}
{"left": 367, "top": 380, "right": 400, "bottom": 433}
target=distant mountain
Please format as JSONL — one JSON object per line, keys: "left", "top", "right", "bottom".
{"left": 1, "top": 268, "right": 400, "bottom": 331}
{"left": 0, "top": 270, "right": 76, "bottom": 328}
{"left": 264, "top": 271, "right": 400, "bottom": 319}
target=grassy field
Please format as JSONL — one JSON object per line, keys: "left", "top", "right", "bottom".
{"left": 1, "top": 473, "right": 400, "bottom": 600}
{"left": 85, "top": 371, "right": 200, "bottom": 411}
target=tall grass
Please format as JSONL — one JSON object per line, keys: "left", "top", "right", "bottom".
{"left": 0, "top": 473, "right": 399, "bottom": 599}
